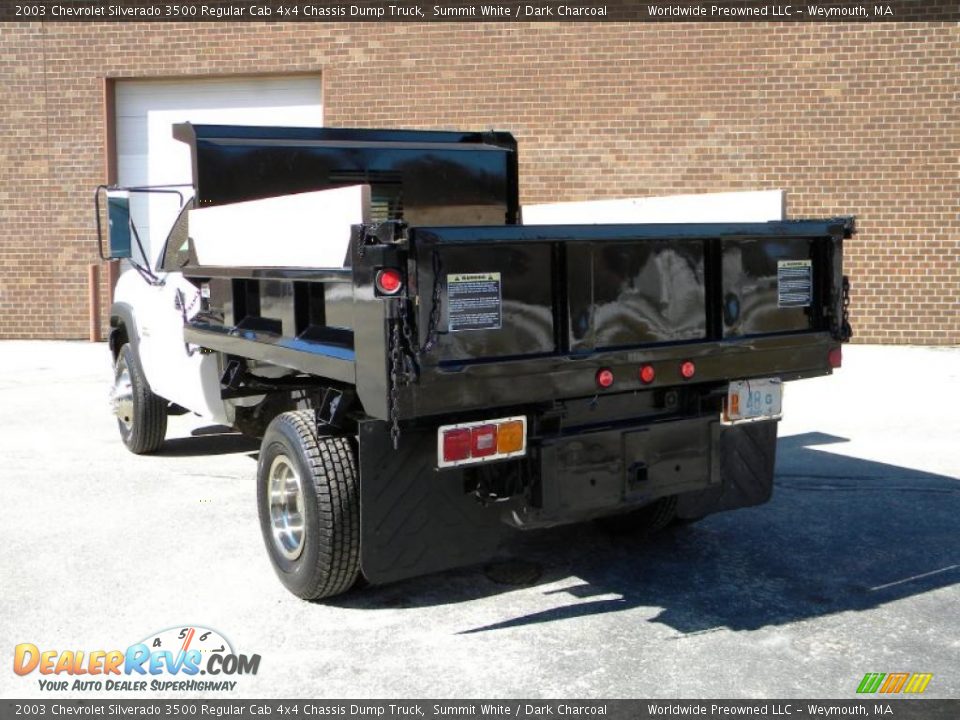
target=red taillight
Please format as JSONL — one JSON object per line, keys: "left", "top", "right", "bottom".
{"left": 442, "top": 428, "right": 471, "bottom": 463}
{"left": 437, "top": 416, "right": 527, "bottom": 468}
{"left": 596, "top": 368, "right": 615, "bottom": 388}
{"left": 375, "top": 268, "right": 403, "bottom": 295}
{"left": 828, "top": 347, "right": 842, "bottom": 369}
{"left": 471, "top": 425, "right": 498, "bottom": 458}
{"left": 680, "top": 360, "right": 696, "bottom": 380}
{"left": 639, "top": 364, "right": 655, "bottom": 384}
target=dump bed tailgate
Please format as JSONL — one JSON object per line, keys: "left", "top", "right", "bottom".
{"left": 414, "top": 221, "right": 848, "bottom": 363}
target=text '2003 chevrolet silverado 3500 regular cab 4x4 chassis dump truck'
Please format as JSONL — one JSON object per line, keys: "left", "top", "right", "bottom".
{"left": 99, "top": 124, "right": 852, "bottom": 601}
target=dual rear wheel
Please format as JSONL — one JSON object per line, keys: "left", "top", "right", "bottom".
{"left": 110, "top": 341, "right": 361, "bottom": 600}
{"left": 256, "top": 411, "right": 361, "bottom": 600}
{"left": 111, "top": 342, "right": 682, "bottom": 599}
{"left": 258, "top": 411, "right": 682, "bottom": 598}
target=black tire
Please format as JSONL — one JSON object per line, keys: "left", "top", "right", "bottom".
{"left": 113, "top": 343, "right": 167, "bottom": 455}
{"left": 257, "top": 411, "right": 360, "bottom": 600}
{"left": 596, "top": 495, "right": 678, "bottom": 538}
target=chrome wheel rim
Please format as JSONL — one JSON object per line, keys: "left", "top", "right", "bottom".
{"left": 111, "top": 359, "right": 134, "bottom": 431}
{"left": 268, "top": 455, "right": 306, "bottom": 561}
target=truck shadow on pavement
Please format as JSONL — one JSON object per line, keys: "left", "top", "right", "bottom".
{"left": 334, "top": 432, "right": 960, "bottom": 635}
{"left": 154, "top": 425, "right": 260, "bottom": 457}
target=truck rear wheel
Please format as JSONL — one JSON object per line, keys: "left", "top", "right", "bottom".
{"left": 257, "top": 411, "right": 360, "bottom": 600}
{"left": 112, "top": 343, "right": 167, "bottom": 455}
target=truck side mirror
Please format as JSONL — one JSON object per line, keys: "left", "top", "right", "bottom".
{"left": 106, "top": 191, "right": 133, "bottom": 260}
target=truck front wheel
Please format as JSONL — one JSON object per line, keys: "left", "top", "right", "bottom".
{"left": 257, "top": 411, "right": 360, "bottom": 600}
{"left": 112, "top": 343, "right": 167, "bottom": 454}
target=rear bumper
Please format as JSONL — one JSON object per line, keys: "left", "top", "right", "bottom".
{"left": 507, "top": 416, "right": 777, "bottom": 529}
{"left": 404, "top": 332, "right": 836, "bottom": 420}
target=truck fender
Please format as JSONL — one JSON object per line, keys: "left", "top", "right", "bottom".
{"left": 109, "top": 302, "right": 140, "bottom": 360}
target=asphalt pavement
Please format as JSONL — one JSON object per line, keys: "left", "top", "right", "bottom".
{"left": 0, "top": 342, "right": 957, "bottom": 699}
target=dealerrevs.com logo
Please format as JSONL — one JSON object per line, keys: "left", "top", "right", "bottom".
{"left": 13, "top": 626, "right": 260, "bottom": 692}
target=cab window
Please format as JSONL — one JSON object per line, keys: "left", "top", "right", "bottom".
{"left": 158, "top": 198, "right": 195, "bottom": 272}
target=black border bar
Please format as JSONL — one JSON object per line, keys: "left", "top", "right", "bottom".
{"left": 1, "top": 0, "right": 957, "bottom": 22}
{"left": 1, "top": 699, "right": 958, "bottom": 720}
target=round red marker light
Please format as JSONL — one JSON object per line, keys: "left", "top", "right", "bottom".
{"left": 596, "top": 368, "right": 615, "bottom": 388}
{"left": 680, "top": 360, "right": 696, "bottom": 380}
{"left": 375, "top": 268, "right": 403, "bottom": 295}
{"left": 639, "top": 364, "right": 655, "bottom": 384}
{"left": 828, "top": 347, "right": 842, "bottom": 369}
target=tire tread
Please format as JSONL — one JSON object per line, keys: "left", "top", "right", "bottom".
{"left": 118, "top": 343, "right": 167, "bottom": 454}
{"left": 260, "top": 411, "right": 360, "bottom": 600}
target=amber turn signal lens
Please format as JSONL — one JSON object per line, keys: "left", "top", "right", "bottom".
{"left": 497, "top": 420, "right": 525, "bottom": 454}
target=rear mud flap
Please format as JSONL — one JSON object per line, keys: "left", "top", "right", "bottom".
{"left": 676, "top": 420, "right": 778, "bottom": 520}
{"left": 357, "top": 420, "right": 515, "bottom": 585}
{"left": 356, "top": 417, "right": 777, "bottom": 585}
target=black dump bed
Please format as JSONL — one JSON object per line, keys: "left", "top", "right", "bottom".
{"left": 389, "top": 220, "right": 851, "bottom": 419}
{"left": 174, "top": 124, "right": 851, "bottom": 422}
{"left": 413, "top": 221, "right": 846, "bottom": 361}
{"left": 173, "top": 122, "right": 519, "bottom": 225}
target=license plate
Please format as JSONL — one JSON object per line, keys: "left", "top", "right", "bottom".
{"left": 723, "top": 378, "right": 782, "bottom": 424}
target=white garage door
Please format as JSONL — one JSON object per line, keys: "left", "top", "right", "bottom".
{"left": 115, "top": 75, "right": 323, "bottom": 267}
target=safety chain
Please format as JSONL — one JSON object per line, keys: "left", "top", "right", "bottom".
{"left": 385, "top": 245, "right": 443, "bottom": 450}
{"left": 388, "top": 315, "right": 403, "bottom": 450}
{"left": 839, "top": 276, "right": 852, "bottom": 341}
{"left": 389, "top": 290, "right": 434, "bottom": 449}
{"left": 395, "top": 250, "right": 443, "bottom": 360}
{"left": 421, "top": 250, "right": 444, "bottom": 354}
{"left": 396, "top": 307, "right": 420, "bottom": 378}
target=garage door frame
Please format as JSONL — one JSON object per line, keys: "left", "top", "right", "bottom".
{"left": 101, "top": 71, "right": 325, "bottom": 295}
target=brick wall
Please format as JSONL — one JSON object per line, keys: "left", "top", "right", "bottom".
{"left": 0, "top": 22, "right": 956, "bottom": 343}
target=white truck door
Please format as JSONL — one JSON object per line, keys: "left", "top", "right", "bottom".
{"left": 121, "top": 196, "right": 227, "bottom": 425}
{"left": 135, "top": 270, "right": 228, "bottom": 425}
